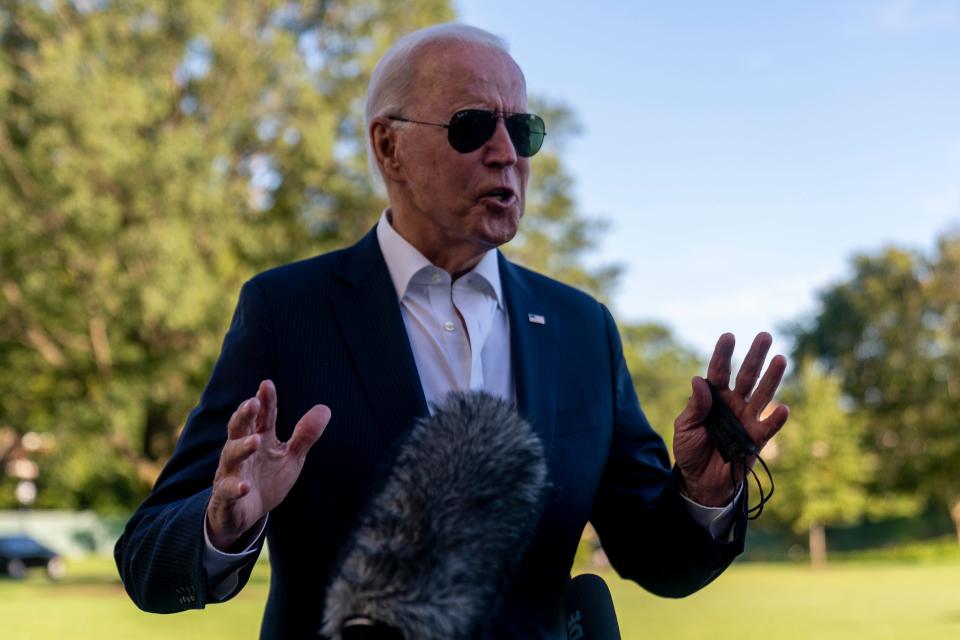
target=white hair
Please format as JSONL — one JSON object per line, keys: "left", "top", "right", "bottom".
{"left": 364, "top": 23, "right": 516, "bottom": 189}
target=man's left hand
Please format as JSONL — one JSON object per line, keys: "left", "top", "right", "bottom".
{"left": 673, "top": 332, "right": 790, "bottom": 507}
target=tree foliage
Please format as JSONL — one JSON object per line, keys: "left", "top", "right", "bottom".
{"left": 619, "top": 322, "right": 702, "bottom": 449}
{"left": 789, "top": 233, "right": 960, "bottom": 540}
{"left": 0, "top": 0, "right": 457, "bottom": 512}
{"left": 0, "top": 1, "right": 623, "bottom": 513}
{"left": 768, "top": 364, "right": 873, "bottom": 564}
{"left": 503, "top": 99, "right": 621, "bottom": 302}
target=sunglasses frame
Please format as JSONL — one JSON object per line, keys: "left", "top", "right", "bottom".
{"left": 387, "top": 109, "right": 546, "bottom": 157}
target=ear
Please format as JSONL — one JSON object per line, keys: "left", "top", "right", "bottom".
{"left": 370, "top": 118, "right": 404, "bottom": 182}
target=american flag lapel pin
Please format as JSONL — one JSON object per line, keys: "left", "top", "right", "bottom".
{"left": 528, "top": 313, "right": 546, "bottom": 325}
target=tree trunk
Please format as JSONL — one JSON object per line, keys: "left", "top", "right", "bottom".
{"left": 809, "top": 521, "right": 827, "bottom": 569}
{"left": 949, "top": 499, "right": 960, "bottom": 545}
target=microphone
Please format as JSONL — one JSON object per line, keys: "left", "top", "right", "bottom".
{"left": 563, "top": 574, "right": 622, "bottom": 640}
{"left": 322, "top": 391, "right": 549, "bottom": 640}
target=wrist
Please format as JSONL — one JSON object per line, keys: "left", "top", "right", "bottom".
{"left": 205, "top": 507, "right": 266, "bottom": 554}
{"left": 205, "top": 517, "right": 243, "bottom": 553}
{"left": 680, "top": 474, "right": 736, "bottom": 508}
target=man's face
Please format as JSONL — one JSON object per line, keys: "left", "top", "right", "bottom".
{"left": 390, "top": 42, "right": 530, "bottom": 256}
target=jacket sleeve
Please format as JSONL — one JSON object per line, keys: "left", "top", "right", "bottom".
{"left": 114, "top": 279, "right": 274, "bottom": 612}
{"left": 589, "top": 304, "right": 746, "bottom": 598}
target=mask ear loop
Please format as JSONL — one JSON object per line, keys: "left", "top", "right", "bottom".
{"left": 733, "top": 453, "right": 774, "bottom": 520}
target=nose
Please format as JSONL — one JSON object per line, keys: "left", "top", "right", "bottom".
{"left": 482, "top": 117, "right": 518, "bottom": 168}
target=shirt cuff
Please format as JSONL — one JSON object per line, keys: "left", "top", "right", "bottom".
{"left": 202, "top": 513, "right": 268, "bottom": 601}
{"left": 680, "top": 484, "right": 743, "bottom": 542}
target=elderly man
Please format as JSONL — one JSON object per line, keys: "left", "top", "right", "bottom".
{"left": 115, "top": 23, "right": 788, "bottom": 639}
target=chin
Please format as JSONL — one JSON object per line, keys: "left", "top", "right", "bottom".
{"left": 478, "top": 222, "right": 519, "bottom": 248}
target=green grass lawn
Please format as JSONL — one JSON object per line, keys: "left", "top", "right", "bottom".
{"left": 3, "top": 556, "right": 960, "bottom": 639}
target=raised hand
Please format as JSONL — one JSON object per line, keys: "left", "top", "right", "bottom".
{"left": 206, "top": 380, "right": 331, "bottom": 551}
{"left": 673, "top": 333, "right": 790, "bottom": 507}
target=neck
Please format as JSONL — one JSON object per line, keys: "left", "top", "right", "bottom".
{"left": 386, "top": 209, "right": 489, "bottom": 279}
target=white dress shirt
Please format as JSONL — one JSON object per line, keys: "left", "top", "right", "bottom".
{"left": 202, "top": 210, "right": 737, "bottom": 599}
{"left": 376, "top": 210, "right": 513, "bottom": 411}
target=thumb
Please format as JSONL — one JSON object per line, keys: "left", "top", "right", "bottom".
{"left": 674, "top": 376, "right": 713, "bottom": 432}
{"left": 287, "top": 404, "right": 331, "bottom": 457}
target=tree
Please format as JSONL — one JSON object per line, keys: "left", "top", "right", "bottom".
{"left": 0, "top": 1, "right": 623, "bottom": 513}
{"left": 770, "top": 364, "right": 874, "bottom": 567}
{"left": 0, "top": 0, "right": 455, "bottom": 512}
{"left": 788, "top": 241, "right": 956, "bottom": 541}
{"left": 502, "top": 99, "right": 621, "bottom": 301}
{"left": 619, "top": 323, "right": 702, "bottom": 448}
{"left": 922, "top": 231, "right": 960, "bottom": 541}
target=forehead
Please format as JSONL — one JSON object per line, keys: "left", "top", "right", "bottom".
{"left": 410, "top": 41, "right": 527, "bottom": 114}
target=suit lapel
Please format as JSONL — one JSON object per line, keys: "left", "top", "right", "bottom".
{"left": 331, "top": 228, "right": 428, "bottom": 447}
{"left": 499, "top": 253, "right": 559, "bottom": 450}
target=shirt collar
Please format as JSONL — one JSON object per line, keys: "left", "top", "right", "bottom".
{"left": 376, "top": 210, "right": 504, "bottom": 309}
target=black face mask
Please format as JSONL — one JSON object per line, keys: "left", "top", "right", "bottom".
{"left": 704, "top": 382, "right": 774, "bottom": 520}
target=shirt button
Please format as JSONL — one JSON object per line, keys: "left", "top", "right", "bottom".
{"left": 432, "top": 273, "right": 442, "bottom": 283}
{"left": 443, "top": 321, "right": 455, "bottom": 332}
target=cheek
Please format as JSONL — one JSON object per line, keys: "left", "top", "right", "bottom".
{"left": 406, "top": 137, "right": 459, "bottom": 184}
{"left": 516, "top": 165, "right": 530, "bottom": 202}
{"left": 435, "top": 159, "right": 475, "bottom": 194}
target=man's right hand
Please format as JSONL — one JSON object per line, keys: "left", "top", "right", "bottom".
{"left": 206, "top": 379, "right": 331, "bottom": 552}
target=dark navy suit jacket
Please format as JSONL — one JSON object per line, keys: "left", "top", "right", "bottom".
{"left": 115, "top": 228, "right": 745, "bottom": 639}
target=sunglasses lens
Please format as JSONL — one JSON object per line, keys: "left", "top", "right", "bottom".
{"left": 506, "top": 114, "right": 546, "bottom": 157}
{"left": 447, "top": 110, "right": 546, "bottom": 157}
{"left": 448, "top": 110, "right": 498, "bottom": 153}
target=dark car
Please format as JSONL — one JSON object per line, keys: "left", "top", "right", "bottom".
{"left": 0, "top": 535, "right": 64, "bottom": 580}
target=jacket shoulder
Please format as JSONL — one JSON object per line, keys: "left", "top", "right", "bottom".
{"left": 505, "top": 260, "right": 605, "bottom": 314}
{"left": 250, "top": 250, "right": 342, "bottom": 290}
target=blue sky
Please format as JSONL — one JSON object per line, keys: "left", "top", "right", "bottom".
{"left": 456, "top": 0, "right": 960, "bottom": 360}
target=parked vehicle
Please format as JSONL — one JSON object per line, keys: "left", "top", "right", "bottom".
{"left": 0, "top": 535, "right": 64, "bottom": 580}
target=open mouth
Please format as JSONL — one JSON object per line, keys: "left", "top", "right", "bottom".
{"left": 482, "top": 188, "right": 515, "bottom": 204}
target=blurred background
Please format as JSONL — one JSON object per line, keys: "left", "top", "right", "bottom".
{"left": 1, "top": 1, "right": 958, "bottom": 638}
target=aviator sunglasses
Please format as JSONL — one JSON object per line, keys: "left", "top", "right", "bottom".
{"left": 387, "top": 109, "right": 547, "bottom": 157}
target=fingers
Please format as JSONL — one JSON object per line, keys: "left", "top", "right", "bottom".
{"left": 255, "top": 379, "right": 278, "bottom": 434}
{"left": 287, "top": 404, "right": 332, "bottom": 458}
{"left": 748, "top": 354, "right": 787, "bottom": 416}
{"left": 213, "top": 475, "right": 251, "bottom": 503}
{"left": 706, "top": 333, "right": 735, "bottom": 389}
{"left": 674, "top": 376, "right": 712, "bottom": 432}
{"left": 227, "top": 397, "right": 260, "bottom": 440}
{"left": 218, "top": 433, "right": 260, "bottom": 475}
{"left": 226, "top": 379, "right": 276, "bottom": 441}
{"left": 733, "top": 332, "right": 772, "bottom": 399}
{"left": 759, "top": 403, "right": 790, "bottom": 443}
{"left": 207, "top": 474, "right": 252, "bottom": 550}
{"left": 212, "top": 432, "right": 257, "bottom": 517}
